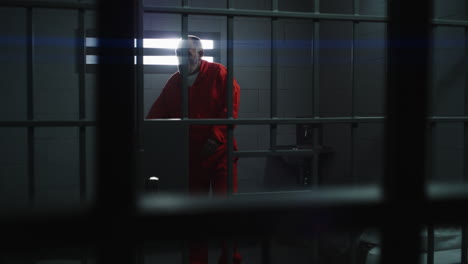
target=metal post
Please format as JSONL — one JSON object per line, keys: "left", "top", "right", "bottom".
{"left": 382, "top": 0, "right": 432, "bottom": 264}
{"left": 26, "top": 7, "right": 35, "bottom": 207}
{"left": 96, "top": 0, "right": 137, "bottom": 263}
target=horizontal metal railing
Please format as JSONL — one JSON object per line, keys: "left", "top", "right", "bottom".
{"left": 1, "top": 184, "right": 468, "bottom": 242}
{"left": 144, "top": 116, "right": 468, "bottom": 125}
{"left": 0, "top": 0, "right": 95, "bottom": 9}
{"left": 1, "top": 116, "right": 467, "bottom": 128}
{"left": 0, "top": 120, "right": 97, "bottom": 127}
{"left": 1, "top": 1, "right": 468, "bottom": 28}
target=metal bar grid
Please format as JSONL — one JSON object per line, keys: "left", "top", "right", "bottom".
{"left": 144, "top": 6, "right": 386, "bottom": 22}
{"left": 1, "top": 1, "right": 466, "bottom": 264}
{"left": 2, "top": 1, "right": 468, "bottom": 26}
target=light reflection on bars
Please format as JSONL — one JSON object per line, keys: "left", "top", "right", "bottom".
{"left": 86, "top": 38, "right": 214, "bottom": 49}
{"left": 85, "top": 55, "right": 214, "bottom": 65}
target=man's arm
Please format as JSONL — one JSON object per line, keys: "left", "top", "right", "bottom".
{"left": 207, "top": 66, "right": 240, "bottom": 145}
{"left": 146, "top": 85, "right": 170, "bottom": 119}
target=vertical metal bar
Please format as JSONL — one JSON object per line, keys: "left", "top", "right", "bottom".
{"left": 26, "top": 7, "right": 35, "bottom": 207}
{"left": 462, "top": 226, "right": 467, "bottom": 264}
{"left": 270, "top": 16, "right": 278, "bottom": 152}
{"left": 181, "top": 15, "right": 189, "bottom": 119}
{"left": 349, "top": 6, "right": 359, "bottom": 264}
{"left": 426, "top": 23, "right": 436, "bottom": 264}
{"left": 226, "top": 16, "right": 234, "bottom": 196}
{"left": 226, "top": 5, "right": 235, "bottom": 263}
{"left": 350, "top": 19, "right": 358, "bottom": 186}
{"left": 135, "top": 3, "right": 145, "bottom": 263}
{"left": 462, "top": 25, "right": 468, "bottom": 264}
{"left": 96, "top": 0, "right": 137, "bottom": 263}
{"left": 136, "top": 0, "right": 144, "bottom": 193}
{"left": 311, "top": 17, "right": 320, "bottom": 189}
{"left": 311, "top": 3, "right": 321, "bottom": 262}
{"left": 382, "top": 0, "right": 431, "bottom": 263}
{"left": 261, "top": 239, "right": 271, "bottom": 264}
{"left": 180, "top": 3, "right": 190, "bottom": 264}
{"left": 312, "top": 22, "right": 320, "bottom": 117}
{"left": 427, "top": 225, "right": 434, "bottom": 264}
{"left": 78, "top": 9, "right": 87, "bottom": 204}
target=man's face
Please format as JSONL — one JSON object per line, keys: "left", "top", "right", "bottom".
{"left": 176, "top": 39, "right": 202, "bottom": 74}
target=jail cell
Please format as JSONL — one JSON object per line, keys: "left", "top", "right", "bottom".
{"left": 0, "top": 0, "right": 468, "bottom": 264}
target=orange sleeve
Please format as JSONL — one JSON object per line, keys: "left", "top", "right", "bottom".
{"left": 146, "top": 79, "right": 173, "bottom": 119}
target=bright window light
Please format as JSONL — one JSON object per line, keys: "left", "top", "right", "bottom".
{"left": 142, "top": 56, "right": 214, "bottom": 65}
{"left": 86, "top": 37, "right": 98, "bottom": 47}
{"left": 143, "top": 38, "right": 214, "bottom": 49}
{"left": 86, "top": 55, "right": 214, "bottom": 65}
{"left": 85, "top": 38, "right": 214, "bottom": 49}
{"left": 144, "top": 38, "right": 179, "bottom": 49}
{"left": 85, "top": 37, "right": 215, "bottom": 66}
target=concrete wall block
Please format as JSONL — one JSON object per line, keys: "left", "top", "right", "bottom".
{"left": 34, "top": 128, "right": 80, "bottom": 207}
{"left": 359, "top": 0, "right": 386, "bottom": 16}
{"left": 145, "top": 13, "right": 181, "bottom": 32}
{"left": 321, "top": 124, "right": 352, "bottom": 185}
{"left": 278, "top": 0, "right": 314, "bottom": 12}
{"left": 239, "top": 89, "right": 259, "bottom": 113}
{"left": 434, "top": 0, "right": 468, "bottom": 20}
{"left": 321, "top": 0, "right": 353, "bottom": 14}
{"left": 234, "top": 67, "right": 271, "bottom": 90}
{"left": 234, "top": 18, "right": 271, "bottom": 67}
{"left": 0, "top": 8, "right": 27, "bottom": 121}
{"left": 188, "top": 0, "right": 226, "bottom": 8}
{"left": 433, "top": 27, "right": 466, "bottom": 116}
{"left": 355, "top": 60, "right": 385, "bottom": 115}
{"left": 0, "top": 128, "right": 29, "bottom": 209}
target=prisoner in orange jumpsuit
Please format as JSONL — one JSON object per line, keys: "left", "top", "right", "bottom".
{"left": 146, "top": 35, "right": 241, "bottom": 264}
